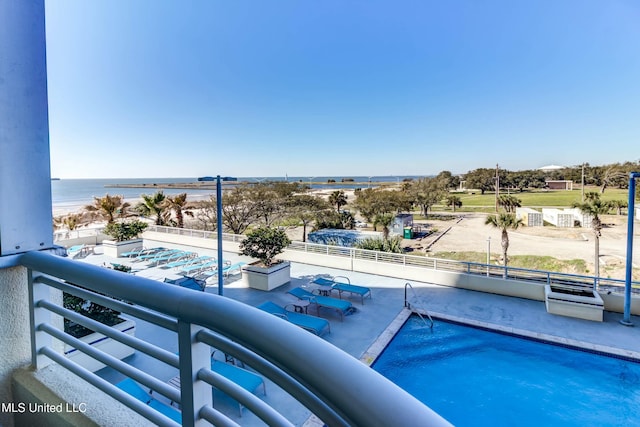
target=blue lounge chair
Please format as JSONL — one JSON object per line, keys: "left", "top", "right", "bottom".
{"left": 211, "top": 359, "right": 266, "bottom": 396}
{"left": 120, "top": 247, "right": 145, "bottom": 258}
{"left": 258, "top": 301, "right": 330, "bottom": 336}
{"left": 312, "top": 276, "right": 372, "bottom": 304}
{"left": 170, "top": 353, "right": 265, "bottom": 416}
{"left": 115, "top": 378, "right": 182, "bottom": 424}
{"left": 287, "top": 287, "right": 354, "bottom": 321}
{"left": 164, "top": 276, "right": 206, "bottom": 292}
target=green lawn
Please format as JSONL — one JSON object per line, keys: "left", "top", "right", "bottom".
{"left": 434, "top": 186, "right": 629, "bottom": 212}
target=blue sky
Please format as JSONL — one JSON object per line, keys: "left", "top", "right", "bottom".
{"left": 45, "top": 1, "right": 640, "bottom": 179}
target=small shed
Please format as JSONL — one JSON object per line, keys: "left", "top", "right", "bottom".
{"left": 390, "top": 214, "right": 414, "bottom": 236}
{"left": 566, "top": 208, "right": 592, "bottom": 228}
{"left": 543, "top": 208, "right": 575, "bottom": 228}
{"left": 545, "top": 180, "right": 574, "bottom": 190}
{"left": 516, "top": 207, "right": 543, "bottom": 227}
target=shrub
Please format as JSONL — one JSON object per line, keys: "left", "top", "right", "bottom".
{"left": 355, "top": 236, "right": 404, "bottom": 253}
{"left": 63, "top": 289, "right": 123, "bottom": 338}
{"left": 239, "top": 226, "right": 291, "bottom": 268}
{"left": 103, "top": 220, "right": 148, "bottom": 242}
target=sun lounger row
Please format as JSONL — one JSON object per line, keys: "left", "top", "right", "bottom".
{"left": 179, "top": 258, "right": 218, "bottom": 275}
{"left": 195, "top": 262, "right": 247, "bottom": 280}
{"left": 311, "top": 276, "right": 372, "bottom": 304}
{"left": 121, "top": 247, "right": 165, "bottom": 259}
{"left": 146, "top": 250, "right": 196, "bottom": 267}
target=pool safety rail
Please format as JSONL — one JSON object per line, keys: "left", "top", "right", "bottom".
{"left": 21, "top": 250, "right": 452, "bottom": 427}
{"left": 404, "top": 282, "right": 434, "bottom": 328}
{"left": 146, "top": 225, "right": 640, "bottom": 295}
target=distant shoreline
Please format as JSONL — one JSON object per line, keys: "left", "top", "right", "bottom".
{"left": 104, "top": 180, "right": 396, "bottom": 190}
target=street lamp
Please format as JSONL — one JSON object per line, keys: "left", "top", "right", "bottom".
{"left": 486, "top": 237, "right": 491, "bottom": 276}
{"left": 621, "top": 172, "right": 639, "bottom": 326}
{"left": 216, "top": 176, "right": 224, "bottom": 296}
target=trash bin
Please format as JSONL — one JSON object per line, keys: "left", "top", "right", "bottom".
{"left": 403, "top": 227, "right": 413, "bottom": 239}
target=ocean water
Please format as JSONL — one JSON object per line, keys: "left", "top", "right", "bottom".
{"left": 51, "top": 176, "right": 423, "bottom": 212}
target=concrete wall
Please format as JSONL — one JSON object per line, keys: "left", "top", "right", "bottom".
{"left": 0, "top": 267, "right": 31, "bottom": 427}
{"left": 56, "top": 233, "right": 109, "bottom": 248}
{"left": 143, "top": 232, "right": 547, "bottom": 302}
{"left": 12, "top": 365, "right": 153, "bottom": 427}
{"left": 142, "top": 230, "right": 241, "bottom": 254}
{"left": 143, "top": 230, "right": 640, "bottom": 314}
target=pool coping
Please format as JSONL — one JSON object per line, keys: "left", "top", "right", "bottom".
{"left": 360, "top": 308, "right": 640, "bottom": 367}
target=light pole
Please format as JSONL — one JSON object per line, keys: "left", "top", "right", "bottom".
{"left": 216, "top": 175, "right": 224, "bottom": 296}
{"left": 486, "top": 237, "right": 491, "bottom": 276}
{"left": 621, "top": 172, "right": 639, "bottom": 326}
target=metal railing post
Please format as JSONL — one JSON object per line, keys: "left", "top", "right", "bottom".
{"left": 28, "top": 269, "right": 54, "bottom": 369}
{"left": 177, "top": 321, "right": 211, "bottom": 426}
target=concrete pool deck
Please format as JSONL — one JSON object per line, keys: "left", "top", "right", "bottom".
{"left": 79, "top": 246, "right": 640, "bottom": 426}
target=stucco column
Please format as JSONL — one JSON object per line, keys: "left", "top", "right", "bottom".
{"left": 0, "top": 0, "right": 53, "bottom": 256}
{"left": 0, "top": 268, "right": 30, "bottom": 427}
{"left": 0, "top": 1, "right": 52, "bottom": 426}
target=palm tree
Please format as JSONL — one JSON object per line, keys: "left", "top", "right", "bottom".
{"left": 373, "top": 213, "right": 395, "bottom": 240}
{"left": 608, "top": 199, "right": 628, "bottom": 216}
{"left": 162, "top": 193, "right": 193, "bottom": 228}
{"left": 485, "top": 213, "right": 523, "bottom": 275}
{"left": 328, "top": 190, "right": 348, "bottom": 212}
{"left": 572, "top": 196, "right": 611, "bottom": 279}
{"left": 498, "top": 195, "right": 521, "bottom": 213}
{"left": 84, "top": 194, "right": 131, "bottom": 224}
{"left": 138, "top": 191, "right": 168, "bottom": 225}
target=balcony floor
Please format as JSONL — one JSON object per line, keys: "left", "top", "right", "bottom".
{"left": 78, "top": 245, "right": 640, "bottom": 426}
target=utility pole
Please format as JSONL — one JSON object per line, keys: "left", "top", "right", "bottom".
{"left": 495, "top": 163, "right": 500, "bottom": 212}
{"left": 581, "top": 163, "right": 585, "bottom": 202}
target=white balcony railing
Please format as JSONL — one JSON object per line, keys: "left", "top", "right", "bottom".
{"left": 21, "top": 250, "right": 451, "bottom": 427}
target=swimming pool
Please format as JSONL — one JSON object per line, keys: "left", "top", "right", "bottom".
{"left": 372, "top": 316, "right": 640, "bottom": 427}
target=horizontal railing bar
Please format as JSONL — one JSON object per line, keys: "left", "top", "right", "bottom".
{"left": 145, "top": 224, "right": 640, "bottom": 290}
{"left": 198, "top": 404, "right": 241, "bottom": 427}
{"left": 35, "top": 275, "right": 179, "bottom": 332}
{"left": 197, "top": 369, "right": 294, "bottom": 427}
{"left": 38, "top": 346, "right": 180, "bottom": 427}
{"left": 197, "top": 329, "right": 342, "bottom": 426}
{"left": 39, "top": 322, "right": 180, "bottom": 403}
{"left": 38, "top": 299, "right": 179, "bottom": 369}
{"left": 20, "top": 251, "right": 454, "bottom": 427}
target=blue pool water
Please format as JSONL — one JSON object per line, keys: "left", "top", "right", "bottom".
{"left": 372, "top": 317, "right": 640, "bottom": 427}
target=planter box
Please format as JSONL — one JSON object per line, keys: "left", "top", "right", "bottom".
{"left": 103, "top": 239, "right": 143, "bottom": 258}
{"left": 544, "top": 285, "right": 604, "bottom": 322}
{"left": 65, "top": 318, "right": 136, "bottom": 372}
{"left": 242, "top": 261, "right": 291, "bottom": 291}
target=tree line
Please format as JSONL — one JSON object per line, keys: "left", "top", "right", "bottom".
{"left": 463, "top": 161, "right": 640, "bottom": 194}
